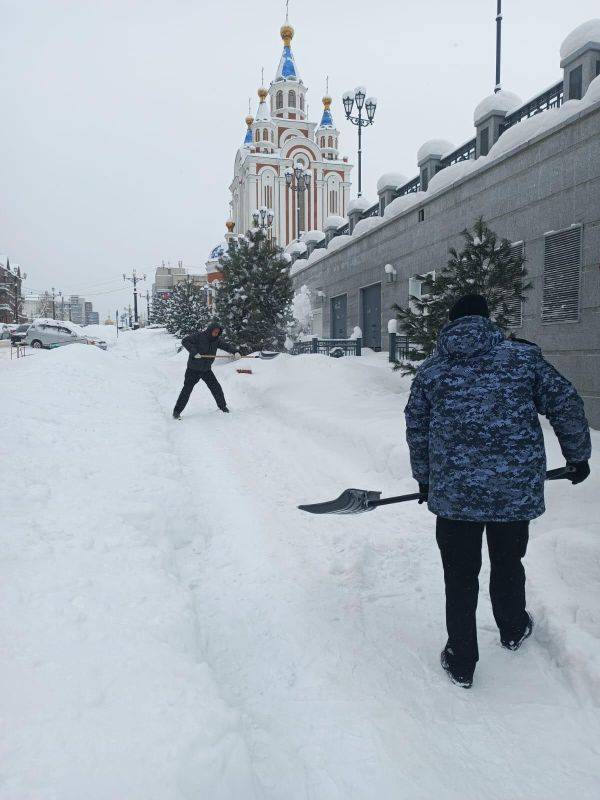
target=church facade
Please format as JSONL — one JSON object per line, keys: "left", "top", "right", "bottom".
{"left": 228, "top": 23, "right": 353, "bottom": 249}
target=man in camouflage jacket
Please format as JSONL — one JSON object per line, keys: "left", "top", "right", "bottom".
{"left": 404, "top": 294, "right": 591, "bottom": 687}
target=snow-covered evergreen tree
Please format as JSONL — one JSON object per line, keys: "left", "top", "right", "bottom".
{"left": 393, "top": 217, "right": 530, "bottom": 373}
{"left": 215, "top": 229, "right": 293, "bottom": 352}
{"left": 150, "top": 294, "right": 168, "bottom": 326}
{"left": 164, "top": 281, "right": 210, "bottom": 338}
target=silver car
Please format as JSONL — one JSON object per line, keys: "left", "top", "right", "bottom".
{"left": 25, "top": 320, "right": 107, "bottom": 350}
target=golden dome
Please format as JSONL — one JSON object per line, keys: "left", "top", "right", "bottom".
{"left": 245, "top": 115, "right": 254, "bottom": 126}
{"left": 225, "top": 219, "right": 235, "bottom": 233}
{"left": 257, "top": 87, "right": 268, "bottom": 101}
{"left": 280, "top": 23, "right": 294, "bottom": 46}
{"left": 322, "top": 95, "right": 332, "bottom": 109}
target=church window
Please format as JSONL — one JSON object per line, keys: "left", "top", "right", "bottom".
{"left": 329, "top": 190, "right": 338, "bottom": 214}
{"left": 262, "top": 129, "right": 268, "bottom": 140}
{"left": 276, "top": 91, "right": 283, "bottom": 109}
{"left": 288, "top": 90, "right": 296, "bottom": 108}
{"left": 328, "top": 136, "right": 333, "bottom": 148}
{"left": 300, "top": 94, "right": 305, "bottom": 111}
{"left": 321, "top": 137, "right": 325, "bottom": 147}
{"left": 254, "top": 130, "right": 259, "bottom": 142}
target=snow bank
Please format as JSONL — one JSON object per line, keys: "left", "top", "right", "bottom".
{"left": 352, "top": 216, "right": 384, "bottom": 237}
{"left": 427, "top": 158, "right": 482, "bottom": 194}
{"left": 487, "top": 111, "right": 560, "bottom": 160}
{"left": 560, "top": 18, "right": 600, "bottom": 61}
{"left": 326, "top": 233, "right": 352, "bottom": 252}
{"left": 2, "top": 329, "right": 600, "bottom": 798}
{"left": 383, "top": 190, "right": 427, "bottom": 219}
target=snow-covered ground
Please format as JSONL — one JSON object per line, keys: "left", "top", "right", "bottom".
{"left": 1, "top": 329, "right": 599, "bottom": 799}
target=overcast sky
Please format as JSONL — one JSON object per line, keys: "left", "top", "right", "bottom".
{"left": 1, "top": 0, "right": 598, "bottom": 319}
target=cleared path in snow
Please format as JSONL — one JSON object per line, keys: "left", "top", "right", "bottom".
{"left": 2, "top": 329, "right": 599, "bottom": 800}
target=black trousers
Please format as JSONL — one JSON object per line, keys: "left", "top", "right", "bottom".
{"left": 436, "top": 517, "right": 530, "bottom": 670}
{"left": 174, "top": 368, "right": 227, "bottom": 414}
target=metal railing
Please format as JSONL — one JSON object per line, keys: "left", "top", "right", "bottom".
{"left": 291, "top": 337, "right": 362, "bottom": 356}
{"left": 321, "top": 78, "right": 565, "bottom": 246}
{"left": 501, "top": 80, "right": 564, "bottom": 133}
{"left": 388, "top": 331, "right": 410, "bottom": 363}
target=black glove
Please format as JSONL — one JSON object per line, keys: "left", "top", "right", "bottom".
{"left": 567, "top": 461, "right": 590, "bottom": 485}
{"left": 418, "top": 482, "right": 429, "bottom": 504}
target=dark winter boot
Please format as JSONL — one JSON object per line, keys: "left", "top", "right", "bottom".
{"left": 220, "top": 407, "right": 230, "bottom": 413}
{"left": 173, "top": 411, "right": 182, "bottom": 420}
{"left": 440, "top": 648, "right": 474, "bottom": 689}
{"left": 501, "top": 612, "right": 533, "bottom": 651}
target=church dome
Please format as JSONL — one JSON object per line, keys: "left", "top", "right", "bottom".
{"left": 208, "top": 243, "right": 226, "bottom": 261}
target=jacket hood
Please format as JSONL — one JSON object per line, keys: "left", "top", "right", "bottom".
{"left": 436, "top": 315, "right": 504, "bottom": 359}
{"left": 205, "top": 322, "right": 223, "bottom": 337}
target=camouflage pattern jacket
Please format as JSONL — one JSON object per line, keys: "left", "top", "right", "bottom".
{"left": 404, "top": 316, "right": 591, "bottom": 522}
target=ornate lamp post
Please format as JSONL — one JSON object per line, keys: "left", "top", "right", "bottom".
{"left": 342, "top": 86, "right": 377, "bottom": 197}
{"left": 285, "top": 162, "right": 312, "bottom": 241}
{"left": 252, "top": 206, "right": 275, "bottom": 235}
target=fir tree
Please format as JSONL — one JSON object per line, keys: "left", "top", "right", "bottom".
{"left": 164, "top": 281, "right": 210, "bottom": 338}
{"left": 150, "top": 294, "right": 168, "bottom": 326}
{"left": 215, "top": 229, "right": 293, "bottom": 352}
{"left": 393, "top": 217, "right": 531, "bottom": 373}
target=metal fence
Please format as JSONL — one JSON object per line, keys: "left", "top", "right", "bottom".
{"left": 388, "top": 332, "right": 410, "bottom": 363}
{"left": 291, "top": 337, "right": 362, "bottom": 356}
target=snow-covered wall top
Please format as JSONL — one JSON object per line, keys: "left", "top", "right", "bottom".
{"left": 324, "top": 215, "right": 346, "bottom": 230}
{"left": 300, "top": 229, "right": 325, "bottom": 243}
{"left": 347, "top": 196, "right": 374, "bottom": 214}
{"left": 376, "top": 172, "right": 408, "bottom": 193}
{"left": 383, "top": 191, "right": 426, "bottom": 219}
{"left": 417, "top": 139, "right": 454, "bottom": 164}
{"left": 560, "top": 18, "right": 600, "bottom": 62}
{"left": 473, "top": 90, "right": 522, "bottom": 125}
{"left": 352, "top": 217, "right": 384, "bottom": 238}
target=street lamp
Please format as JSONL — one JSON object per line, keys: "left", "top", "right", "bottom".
{"left": 252, "top": 205, "right": 275, "bottom": 234}
{"left": 342, "top": 85, "right": 377, "bottom": 197}
{"left": 285, "top": 162, "right": 312, "bottom": 241}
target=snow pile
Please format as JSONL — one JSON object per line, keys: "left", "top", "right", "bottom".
{"left": 1, "top": 329, "right": 600, "bottom": 797}
{"left": 347, "top": 196, "right": 374, "bottom": 214}
{"left": 352, "top": 216, "right": 384, "bottom": 237}
{"left": 299, "top": 229, "right": 325, "bottom": 244}
{"left": 323, "top": 214, "right": 346, "bottom": 230}
{"left": 417, "top": 138, "right": 454, "bottom": 163}
{"left": 286, "top": 240, "right": 307, "bottom": 256}
{"left": 350, "top": 325, "right": 362, "bottom": 339}
{"left": 474, "top": 90, "right": 522, "bottom": 124}
{"left": 560, "top": 18, "right": 600, "bottom": 61}
{"left": 326, "top": 233, "right": 352, "bottom": 252}
{"left": 582, "top": 73, "right": 600, "bottom": 106}
{"left": 383, "top": 191, "right": 427, "bottom": 219}
{"left": 487, "top": 111, "right": 560, "bottom": 160}
{"left": 387, "top": 318, "right": 398, "bottom": 333}
{"left": 377, "top": 172, "right": 408, "bottom": 193}
{"left": 427, "top": 158, "right": 482, "bottom": 194}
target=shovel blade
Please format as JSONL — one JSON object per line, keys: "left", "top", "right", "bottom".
{"left": 298, "top": 488, "right": 381, "bottom": 515}
{"left": 258, "top": 351, "right": 280, "bottom": 360}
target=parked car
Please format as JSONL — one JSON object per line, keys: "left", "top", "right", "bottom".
{"left": 10, "top": 323, "right": 30, "bottom": 344}
{"left": 24, "top": 319, "right": 108, "bottom": 351}
{"left": 0, "top": 323, "right": 11, "bottom": 340}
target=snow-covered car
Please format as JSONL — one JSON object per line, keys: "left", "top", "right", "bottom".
{"left": 24, "top": 319, "right": 107, "bottom": 351}
{"left": 0, "top": 323, "right": 11, "bottom": 340}
{"left": 9, "top": 323, "right": 30, "bottom": 344}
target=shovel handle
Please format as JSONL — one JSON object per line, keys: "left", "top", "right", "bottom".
{"left": 367, "top": 467, "right": 575, "bottom": 509}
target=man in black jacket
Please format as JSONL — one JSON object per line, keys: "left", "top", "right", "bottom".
{"left": 173, "top": 322, "right": 240, "bottom": 419}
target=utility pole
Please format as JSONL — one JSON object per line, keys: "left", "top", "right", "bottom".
{"left": 59, "top": 291, "right": 64, "bottom": 320}
{"left": 116, "top": 308, "right": 119, "bottom": 338}
{"left": 51, "top": 286, "right": 57, "bottom": 318}
{"left": 145, "top": 290, "right": 151, "bottom": 325}
{"left": 123, "top": 269, "right": 146, "bottom": 329}
{"left": 128, "top": 304, "right": 133, "bottom": 328}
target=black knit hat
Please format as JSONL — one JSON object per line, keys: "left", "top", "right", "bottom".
{"left": 448, "top": 294, "right": 490, "bottom": 322}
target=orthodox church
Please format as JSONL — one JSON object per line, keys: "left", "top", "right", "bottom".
{"left": 208, "top": 20, "right": 353, "bottom": 276}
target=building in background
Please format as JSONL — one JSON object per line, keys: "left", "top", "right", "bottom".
{"left": 223, "top": 21, "right": 352, "bottom": 251}
{"left": 152, "top": 261, "right": 207, "bottom": 299}
{"left": 0, "top": 256, "right": 25, "bottom": 323}
{"left": 289, "top": 19, "right": 600, "bottom": 427}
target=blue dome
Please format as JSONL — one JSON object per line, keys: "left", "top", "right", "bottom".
{"left": 209, "top": 243, "right": 225, "bottom": 260}
{"left": 320, "top": 108, "right": 333, "bottom": 127}
{"left": 243, "top": 127, "right": 253, "bottom": 145}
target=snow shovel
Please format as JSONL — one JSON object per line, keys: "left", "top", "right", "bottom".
{"left": 193, "top": 352, "right": 280, "bottom": 360}
{"left": 298, "top": 466, "right": 576, "bottom": 515}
